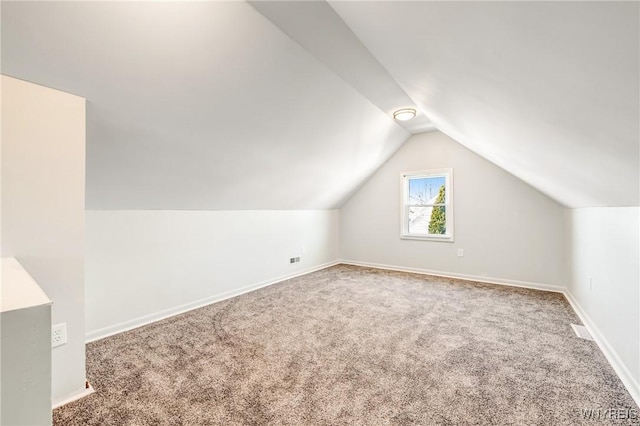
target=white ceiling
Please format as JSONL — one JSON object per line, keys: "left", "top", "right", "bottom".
{"left": 1, "top": 1, "right": 408, "bottom": 210}
{"left": 330, "top": 1, "right": 639, "bottom": 208}
{"left": 249, "top": 0, "right": 436, "bottom": 134}
{"left": 2, "top": 1, "right": 638, "bottom": 209}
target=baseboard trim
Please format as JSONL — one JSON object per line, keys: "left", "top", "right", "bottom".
{"left": 85, "top": 260, "right": 340, "bottom": 343}
{"left": 52, "top": 382, "right": 95, "bottom": 409}
{"left": 339, "top": 260, "right": 564, "bottom": 293}
{"left": 564, "top": 290, "right": 640, "bottom": 408}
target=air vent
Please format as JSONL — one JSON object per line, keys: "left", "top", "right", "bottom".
{"left": 571, "top": 324, "right": 594, "bottom": 341}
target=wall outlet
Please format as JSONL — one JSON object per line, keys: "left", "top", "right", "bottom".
{"left": 457, "top": 248, "right": 464, "bottom": 257}
{"left": 289, "top": 257, "right": 301, "bottom": 264}
{"left": 52, "top": 323, "right": 67, "bottom": 348}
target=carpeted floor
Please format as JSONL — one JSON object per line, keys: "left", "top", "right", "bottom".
{"left": 54, "top": 265, "right": 638, "bottom": 425}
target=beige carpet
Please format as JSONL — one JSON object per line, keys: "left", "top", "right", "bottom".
{"left": 54, "top": 265, "right": 638, "bottom": 425}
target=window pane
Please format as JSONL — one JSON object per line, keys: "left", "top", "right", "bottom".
{"left": 408, "top": 206, "right": 447, "bottom": 235}
{"left": 408, "top": 176, "right": 446, "bottom": 205}
{"left": 427, "top": 206, "right": 447, "bottom": 235}
{"left": 408, "top": 205, "right": 432, "bottom": 235}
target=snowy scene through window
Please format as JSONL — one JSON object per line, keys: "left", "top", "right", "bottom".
{"left": 401, "top": 169, "right": 453, "bottom": 241}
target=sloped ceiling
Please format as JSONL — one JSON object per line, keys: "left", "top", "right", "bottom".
{"left": 249, "top": 0, "right": 436, "bottom": 135}
{"left": 1, "top": 1, "right": 409, "bottom": 210}
{"left": 330, "top": 1, "right": 639, "bottom": 208}
{"left": 2, "top": 1, "right": 638, "bottom": 210}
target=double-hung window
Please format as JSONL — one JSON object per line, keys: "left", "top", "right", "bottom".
{"left": 401, "top": 169, "right": 453, "bottom": 241}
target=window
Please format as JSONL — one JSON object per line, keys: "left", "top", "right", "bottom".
{"left": 401, "top": 169, "right": 453, "bottom": 241}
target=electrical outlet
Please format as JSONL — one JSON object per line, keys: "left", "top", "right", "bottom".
{"left": 457, "top": 248, "right": 464, "bottom": 257}
{"left": 52, "top": 323, "right": 67, "bottom": 348}
{"left": 289, "top": 257, "right": 301, "bottom": 264}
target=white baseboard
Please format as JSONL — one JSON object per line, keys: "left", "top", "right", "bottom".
{"left": 564, "top": 290, "right": 640, "bottom": 408}
{"left": 339, "top": 259, "right": 564, "bottom": 293}
{"left": 52, "top": 382, "right": 95, "bottom": 409}
{"left": 85, "top": 260, "right": 340, "bottom": 343}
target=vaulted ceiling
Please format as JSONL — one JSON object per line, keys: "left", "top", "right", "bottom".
{"left": 329, "top": 1, "right": 639, "bottom": 208}
{"left": 2, "top": 1, "right": 638, "bottom": 209}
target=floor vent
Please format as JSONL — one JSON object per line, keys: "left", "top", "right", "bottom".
{"left": 571, "top": 324, "right": 594, "bottom": 341}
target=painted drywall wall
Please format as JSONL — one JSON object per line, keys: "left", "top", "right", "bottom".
{"left": 1, "top": 75, "right": 87, "bottom": 406}
{"left": 85, "top": 209, "right": 339, "bottom": 340}
{"left": 564, "top": 207, "right": 639, "bottom": 403}
{"left": 1, "top": 305, "right": 51, "bottom": 426}
{"left": 340, "top": 131, "right": 565, "bottom": 289}
{"left": 1, "top": 258, "right": 52, "bottom": 426}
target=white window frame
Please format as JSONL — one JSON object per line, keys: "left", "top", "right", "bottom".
{"left": 400, "top": 168, "right": 454, "bottom": 242}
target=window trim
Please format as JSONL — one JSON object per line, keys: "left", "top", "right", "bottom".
{"left": 400, "top": 168, "right": 454, "bottom": 242}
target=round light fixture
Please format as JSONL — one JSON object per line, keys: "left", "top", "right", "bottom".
{"left": 393, "top": 108, "right": 416, "bottom": 121}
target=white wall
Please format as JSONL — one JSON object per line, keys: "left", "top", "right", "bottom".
{"left": 85, "top": 209, "right": 339, "bottom": 340}
{"left": 1, "top": 258, "right": 52, "bottom": 425}
{"left": 1, "top": 76, "right": 86, "bottom": 406}
{"left": 1, "top": 304, "right": 51, "bottom": 426}
{"left": 564, "top": 207, "right": 639, "bottom": 403}
{"left": 340, "top": 131, "right": 565, "bottom": 290}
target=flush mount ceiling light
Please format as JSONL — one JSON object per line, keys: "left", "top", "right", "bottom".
{"left": 393, "top": 108, "right": 416, "bottom": 121}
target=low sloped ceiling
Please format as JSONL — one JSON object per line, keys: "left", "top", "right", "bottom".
{"left": 1, "top": 1, "right": 409, "bottom": 210}
{"left": 331, "top": 1, "right": 639, "bottom": 208}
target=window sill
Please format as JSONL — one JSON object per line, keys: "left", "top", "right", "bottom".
{"left": 401, "top": 234, "right": 454, "bottom": 243}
